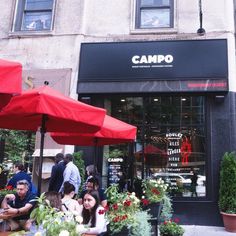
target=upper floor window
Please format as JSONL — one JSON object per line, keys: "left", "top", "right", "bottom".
{"left": 13, "top": 0, "right": 55, "bottom": 32}
{"left": 136, "top": 0, "right": 174, "bottom": 29}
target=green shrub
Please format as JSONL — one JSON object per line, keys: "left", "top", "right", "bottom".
{"left": 219, "top": 152, "right": 236, "bottom": 214}
{"left": 73, "top": 151, "right": 85, "bottom": 193}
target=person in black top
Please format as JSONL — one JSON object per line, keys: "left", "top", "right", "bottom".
{"left": 190, "top": 170, "right": 198, "bottom": 197}
{"left": 48, "top": 153, "right": 66, "bottom": 192}
{"left": 78, "top": 176, "right": 107, "bottom": 208}
{"left": 0, "top": 180, "right": 36, "bottom": 231}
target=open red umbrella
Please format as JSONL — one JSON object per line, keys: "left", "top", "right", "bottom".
{"left": 51, "top": 115, "right": 137, "bottom": 146}
{"left": 51, "top": 115, "right": 137, "bottom": 165}
{"left": 0, "top": 58, "right": 22, "bottom": 109}
{"left": 0, "top": 83, "right": 106, "bottom": 193}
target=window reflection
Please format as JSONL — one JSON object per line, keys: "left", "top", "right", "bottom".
{"left": 141, "top": 9, "right": 170, "bottom": 28}
{"left": 105, "top": 95, "right": 206, "bottom": 198}
{"left": 22, "top": 12, "right": 52, "bottom": 30}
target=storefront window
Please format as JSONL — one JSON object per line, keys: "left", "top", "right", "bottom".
{"left": 108, "top": 95, "right": 206, "bottom": 198}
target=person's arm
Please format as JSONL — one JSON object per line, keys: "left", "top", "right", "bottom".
{"left": 5, "top": 202, "right": 33, "bottom": 215}
{"left": 74, "top": 201, "right": 83, "bottom": 215}
{"left": 1, "top": 194, "right": 15, "bottom": 209}
{"left": 59, "top": 165, "right": 70, "bottom": 193}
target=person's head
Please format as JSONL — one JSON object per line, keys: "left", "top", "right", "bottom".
{"left": 13, "top": 162, "right": 25, "bottom": 173}
{"left": 86, "top": 176, "right": 99, "bottom": 191}
{"left": 16, "top": 180, "right": 30, "bottom": 198}
{"left": 55, "top": 153, "right": 64, "bottom": 164}
{"left": 83, "top": 190, "right": 100, "bottom": 210}
{"left": 63, "top": 181, "right": 75, "bottom": 197}
{"left": 82, "top": 190, "right": 100, "bottom": 226}
{"left": 64, "top": 153, "right": 73, "bottom": 164}
{"left": 86, "top": 165, "right": 97, "bottom": 176}
{"left": 44, "top": 191, "right": 62, "bottom": 210}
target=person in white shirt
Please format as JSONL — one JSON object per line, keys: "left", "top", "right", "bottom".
{"left": 61, "top": 181, "right": 82, "bottom": 215}
{"left": 77, "top": 190, "right": 107, "bottom": 235}
{"left": 59, "top": 154, "right": 81, "bottom": 194}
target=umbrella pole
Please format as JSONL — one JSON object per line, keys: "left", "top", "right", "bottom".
{"left": 37, "top": 114, "right": 46, "bottom": 195}
{"left": 93, "top": 138, "right": 98, "bottom": 173}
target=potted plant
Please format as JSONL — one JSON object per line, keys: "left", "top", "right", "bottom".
{"left": 105, "top": 184, "right": 151, "bottom": 235}
{"left": 218, "top": 151, "right": 236, "bottom": 232}
{"left": 159, "top": 219, "right": 185, "bottom": 236}
{"left": 141, "top": 178, "right": 168, "bottom": 219}
{"left": 29, "top": 193, "right": 83, "bottom": 236}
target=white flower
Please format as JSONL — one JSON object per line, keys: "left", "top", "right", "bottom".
{"left": 34, "top": 232, "right": 42, "bottom": 236}
{"left": 131, "top": 192, "right": 136, "bottom": 196}
{"left": 142, "top": 195, "right": 145, "bottom": 199}
{"left": 75, "top": 215, "right": 83, "bottom": 224}
{"left": 76, "top": 224, "right": 86, "bottom": 233}
{"left": 59, "top": 230, "right": 70, "bottom": 236}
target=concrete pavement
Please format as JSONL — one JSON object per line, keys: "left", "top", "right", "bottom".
{"left": 182, "top": 225, "right": 236, "bottom": 236}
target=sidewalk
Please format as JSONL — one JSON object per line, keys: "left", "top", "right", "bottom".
{"left": 182, "top": 225, "right": 236, "bottom": 236}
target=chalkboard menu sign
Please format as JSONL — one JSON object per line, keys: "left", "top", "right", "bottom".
{"left": 166, "top": 132, "right": 182, "bottom": 191}
{"left": 107, "top": 157, "right": 124, "bottom": 185}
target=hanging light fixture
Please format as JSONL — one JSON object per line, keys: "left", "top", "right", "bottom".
{"left": 197, "top": 0, "right": 206, "bottom": 36}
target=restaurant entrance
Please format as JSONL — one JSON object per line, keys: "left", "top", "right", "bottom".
{"left": 81, "top": 94, "right": 207, "bottom": 199}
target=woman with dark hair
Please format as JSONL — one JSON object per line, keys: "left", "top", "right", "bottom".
{"left": 77, "top": 190, "right": 107, "bottom": 235}
{"left": 61, "top": 181, "right": 82, "bottom": 215}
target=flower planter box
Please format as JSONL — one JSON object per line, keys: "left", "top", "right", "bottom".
{"left": 143, "top": 202, "right": 162, "bottom": 219}
{"left": 107, "top": 226, "right": 129, "bottom": 236}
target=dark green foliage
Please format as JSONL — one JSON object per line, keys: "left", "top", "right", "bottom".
{"left": 219, "top": 152, "right": 236, "bottom": 214}
{"left": 73, "top": 151, "right": 85, "bottom": 192}
{"left": 0, "top": 129, "right": 35, "bottom": 163}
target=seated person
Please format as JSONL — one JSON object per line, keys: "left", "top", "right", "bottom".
{"left": 7, "top": 162, "right": 37, "bottom": 194}
{"left": 0, "top": 180, "right": 36, "bottom": 231}
{"left": 78, "top": 177, "right": 107, "bottom": 208}
{"left": 77, "top": 190, "right": 107, "bottom": 236}
{"left": 61, "top": 181, "right": 82, "bottom": 215}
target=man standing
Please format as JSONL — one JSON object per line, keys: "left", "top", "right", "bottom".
{"left": 48, "top": 153, "right": 65, "bottom": 192}
{"left": 59, "top": 153, "right": 81, "bottom": 194}
{"left": 0, "top": 180, "right": 36, "bottom": 231}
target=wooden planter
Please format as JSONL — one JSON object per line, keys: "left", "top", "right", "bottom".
{"left": 221, "top": 212, "right": 236, "bottom": 232}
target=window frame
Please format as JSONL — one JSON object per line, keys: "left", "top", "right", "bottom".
{"left": 135, "top": 0, "right": 174, "bottom": 29}
{"left": 12, "top": 0, "right": 56, "bottom": 33}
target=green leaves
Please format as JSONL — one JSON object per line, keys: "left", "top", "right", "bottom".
{"left": 219, "top": 152, "right": 236, "bottom": 214}
{"left": 30, "top": 193, "right": 79, "bottom": 236}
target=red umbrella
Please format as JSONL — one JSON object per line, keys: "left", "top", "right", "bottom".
{"left": 0, "top": 83, "right": 106, "bottom": 193}
{"left": 50, "top": 115, "right": 137, "bottom": 165}
{"left": 51, "top": 115, "right": 137, "bottom": 146}
{"left": 0, "top": 58, "right": 22, "bottom": 109}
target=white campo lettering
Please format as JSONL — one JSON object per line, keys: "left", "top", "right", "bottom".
{"left": 132, "top": 55, "right": 173, "bottom": 64}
